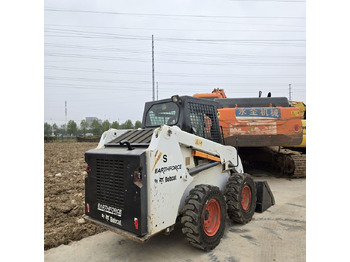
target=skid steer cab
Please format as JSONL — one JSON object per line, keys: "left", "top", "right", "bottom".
{"left": 84, "top": 95, "right": 274, "bottom": 251}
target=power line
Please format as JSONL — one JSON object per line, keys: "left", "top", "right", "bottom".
{"left": 44, "top": 8, "right": 305, "bottom": 27}
{"left": 45, "top": 75, "right": 305, "bottom": 87}
{"left": 45, "top": 65, "right": 305, "bottom": 78}
{"left": 44, "top": 52, "right": 305, "bottom": 66}
{"left": 44, "top": 28, "right": 305, "bottom": 42}
{"left": 45, "top": 83, "right": 305, "bottom": 92}
{"left": 46, "top": 24, "right": 306, "bottom": 33}
{"left": 45, "top": 42, "right": 149, "bottom": 53}
{"left": 44, "top": 35, "right": 305, "bottom": 48}
{"left": 44, "top": 42, "right": 305, "bottom": 59}
{"left": 44, "top": 8, "right": 305, "bottom": 19}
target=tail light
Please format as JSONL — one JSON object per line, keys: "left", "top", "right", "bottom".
{"left": 86, "top": 203, "right": 90, "bottom": 213}
{"left": 294, "top": 124, "right": 301, "bottom": 132}
{"left": 133, "top": 167, "right": 143, "bottom": 188}
{"left": 134, "top": 218, "right": 139, "bottom": 230}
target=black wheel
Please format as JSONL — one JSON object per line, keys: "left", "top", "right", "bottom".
{"left": 181, "top": 185, "right": 226, "bottom": 251}
{"left": 224, "top": 173, "right": 257, "bottom": 224}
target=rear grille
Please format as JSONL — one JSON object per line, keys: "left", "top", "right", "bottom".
{"left": 96, "top": 159, "right": 125, "bottom": 209}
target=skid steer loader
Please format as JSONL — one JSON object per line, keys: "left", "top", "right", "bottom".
{"left": 84, "top": 95, "right": 274, "bottom": 251}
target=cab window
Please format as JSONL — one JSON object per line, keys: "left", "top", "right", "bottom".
{"left": 145, "top": 102, "right": 179, "bottom": 127}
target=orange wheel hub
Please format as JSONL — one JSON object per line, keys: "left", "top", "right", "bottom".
{"left": 203, "top": 198, "right": 221, "bottom": 236}
{"left": 241, "top": 185, "right": 252, "bottom": 212}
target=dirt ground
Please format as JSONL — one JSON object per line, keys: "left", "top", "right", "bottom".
{"left": 44, "top": 142, "right": 105, "bottom": 250}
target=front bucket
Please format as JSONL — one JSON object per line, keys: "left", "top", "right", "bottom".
{"left": 254, "top": 181, "right": 275, "bottom": 213}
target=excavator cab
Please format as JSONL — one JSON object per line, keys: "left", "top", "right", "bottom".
{"left": 142, "top": 95, "right": 222, "bottom": 144}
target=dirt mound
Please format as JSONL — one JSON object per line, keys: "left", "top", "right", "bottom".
{"left": 44, "top": 142, "right": 105, "bottom": 250}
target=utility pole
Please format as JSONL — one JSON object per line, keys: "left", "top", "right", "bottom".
{"left": 289, "top": 84, "right": 292, "bottom": 100}
{"left": 152, "top": 35, "right": 155, "bottom": 101}
{"left": 65, "top": 100, "right": 68, "bottom": 134}
{"left": 65, "top": 100, "right": 67, "bottom": 124}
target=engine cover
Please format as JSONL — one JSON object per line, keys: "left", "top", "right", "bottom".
{"left": 85, "top": 148, "right": 148, "bottom": 236}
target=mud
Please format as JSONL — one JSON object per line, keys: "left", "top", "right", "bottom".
{"left": 44, "top": 142, "right": 105, "bottom": 250}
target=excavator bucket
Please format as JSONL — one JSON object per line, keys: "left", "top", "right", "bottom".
{"left": 254, "top": 181, "right": 275, "bottom": 213}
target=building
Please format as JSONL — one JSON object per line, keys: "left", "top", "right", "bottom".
{"left": 86, "top": 117, "right": 102, "bottom": 125}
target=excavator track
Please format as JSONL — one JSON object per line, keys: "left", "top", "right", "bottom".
{"left": 282, "top": 152, "right": 306, "bottom": 178}
{"left": 238, "top": 147, "right": 306, "bottom": 178}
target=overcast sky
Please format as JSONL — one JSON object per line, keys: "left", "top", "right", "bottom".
{"left": 44, "top": 0, "right": 306, "bottom": 126}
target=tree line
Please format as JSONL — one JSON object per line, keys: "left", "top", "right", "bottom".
{"left": 44, "top": 119, "right": 142, "bottom": 137}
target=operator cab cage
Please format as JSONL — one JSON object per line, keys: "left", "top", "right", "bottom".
{"left": 142, "top": 95, "right": 222, "bottom": 144}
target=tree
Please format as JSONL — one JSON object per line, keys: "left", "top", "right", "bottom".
{"left": 90, "top": 120, "right": 102, "bottom": 136}
{"left": 121, "top": 119, "right": 134, "bottom": 129}
{"left": 59, "top": 124, "right": 67, "bottom": 136}
{"left": 80, "top": 120, "right": 89, "bottom": 136}
{"left": 44, "top": 122, "right": 52, "bottom": 136}
{"left": 67, "top": 120, "right": 78, "bottom": 136}
{"left": 52, "top": 123, "right": 58, "bottom": 136}
{"left": 101, "top": 120, "right": 111, "bottom": 132}
{"left": 134, "top": 120, "right": 142, "bottom": 129}
{"left": 111, "top": 121, "right": 120, "bottom": 129}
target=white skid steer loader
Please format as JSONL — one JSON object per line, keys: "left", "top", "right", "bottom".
{"left": 84, "top": 95, "right": 274, "bottom": 251}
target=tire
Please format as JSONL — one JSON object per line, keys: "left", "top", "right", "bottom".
{"left": 181, "top": 185, "right": 226, "bottom": 251}
{"left": 224, "top": 173, "right": 257, "bottom": 224}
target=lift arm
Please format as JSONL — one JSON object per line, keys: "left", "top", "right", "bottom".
{"left": 152, "top": 125, "right": 243, "bottom": 173}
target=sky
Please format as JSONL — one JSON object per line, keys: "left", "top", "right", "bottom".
{"left": 44, "top": 0, "right": 306, "bottom": 126}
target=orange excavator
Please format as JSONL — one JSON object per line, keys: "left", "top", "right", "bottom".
{"left": 194, "top": 88, "right": 306, "bottom": 178}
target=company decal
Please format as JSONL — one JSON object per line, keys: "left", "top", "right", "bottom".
{"left": 155, "top": 164, "right": 182, "bottom": 175}
{"left": 154, "top": 163, "right": 182, "bottom": 183}
{"left": 159, "top": 175, "right": 177, "bottom": 183}
{"left": 235, "top": 107, "right": 281, "bottom": 119}
{"left": 151, "top": 151, "right": 163, "bottom": 172}
{"left": 101, "top": 213, "right": 122, "bottom": 226}
{"left": 97, "top": 203, "right": 122, "bottom": 217}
